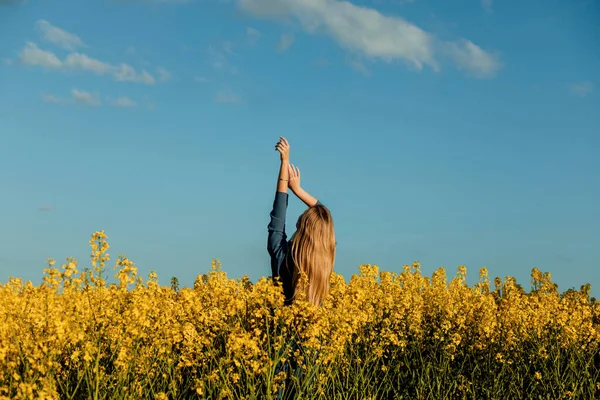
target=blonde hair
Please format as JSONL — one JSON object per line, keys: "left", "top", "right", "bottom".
{"left": 289, "top": 205, "right": 336, "bottom": 306}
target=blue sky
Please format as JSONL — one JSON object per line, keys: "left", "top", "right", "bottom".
{"left": 0, "top": 0, "right": 598, "bottom": 295}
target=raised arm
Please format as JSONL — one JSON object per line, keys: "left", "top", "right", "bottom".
{"left": 267, "top": 137, "right": 292, "bottom": 278}
{"left": 275, "top": 137, "right": 290, "bottom": 193}
{"left": 288, "top": 164, "right": 321, "bottom": 207}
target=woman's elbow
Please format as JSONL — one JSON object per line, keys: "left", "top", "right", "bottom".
{"left": 267, "top": 238, "right": 278, "bottom": 256}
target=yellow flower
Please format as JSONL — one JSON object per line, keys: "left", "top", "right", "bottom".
{"left": 0, "top": 231, "right": 596, "bottom": 398}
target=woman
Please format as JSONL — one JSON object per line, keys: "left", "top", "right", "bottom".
{"left": 267, "top": 136, "right": 336, "bottom": 307}
{"left": 267, "top": 136, "right": 336, "bottom": 399}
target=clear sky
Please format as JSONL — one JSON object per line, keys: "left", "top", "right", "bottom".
{"left": 0, "top": 0, "right": 598, "bottom": 295}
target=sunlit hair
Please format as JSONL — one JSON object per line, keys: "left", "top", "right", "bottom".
{"left": 289, "top": 205, "right": 336, "bottom": 306}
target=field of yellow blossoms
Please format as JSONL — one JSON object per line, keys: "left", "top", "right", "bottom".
{"left": 1, "top": 231, "right": 599, "bottom": 399}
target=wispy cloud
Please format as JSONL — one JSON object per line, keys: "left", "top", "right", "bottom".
{"left": 42, "top": 94, "right": 64, "bottom": 104}
{"left": 346, "top": 58, "right": 371, "bottom": 77}
{"left": 64, "top": 52, "right": 113, "bottom": 74}
{"left": 444, "top": 38, "right": 501, "bottom": 78}
{"left": 208, "top": 44, "right": 238, "bottom": 74}
{"left": 215, "top": 88, "right": 242, "bottom": 104}
{"left": 481, "top": 0, "right": 493, "bottom": 13}
{"left": 3, "top": 58, "right": 14, "bottom": 66}
{"left": 246, "top": 27, "right": 261, "bottom": 45}
{"left": 195, "top": 75, "right": 209, "bottom": 83}
{"left": 222, "top": 41, "right": 236, "bottom": 55}
{"left": 16, "top": 21, "right": 165, "bottom": 85}
{"left": 36, "top": 20, "right": 86, "bottom": 50}
{"left": 209, "top": 45, "right": 228, "bottom": 70}
{"left": 277, "top": 33, "right": 295, "bottom": 52}
{"left": 111, "top": 96, "right": 138, "bottom": 108}
{"left": 20, "top": 42, "right": 158, "bottom": 85}
{"left": 20, "top": 42, "right": 62, "bottom": 68}
{"left": 313, "top": 58, "right": 330, "bottom": 67}
{"left": 569, "top": 81, "right": 594, "bottom": 97}
{"left": 39, "top": 205, "right": 53, "bottom": 212}
{"left": 72, "top": 89, "right": 101, "bottom": 106}
{"left": 43, "top": 90, "right": 140, "bottom": 109}
{"left": 239, "top": 0, "right": 502, "bottom": 77}
{"left": 156, "top": 66, "right": 172, "bottom": 82}
{"left": 113, "top": 63, "right": 156, "bottom": 84}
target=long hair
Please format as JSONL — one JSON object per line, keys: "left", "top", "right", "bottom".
{"left": 289, "top": 205, "right": 336, "bottom": 306}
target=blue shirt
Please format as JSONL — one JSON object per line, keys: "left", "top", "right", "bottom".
{"left": 267, "top": 191, "right": 323, "bottom": 304}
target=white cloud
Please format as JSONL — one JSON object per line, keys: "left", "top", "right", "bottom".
{"left": 43, "top": 90, "right": 142, "bottom": 108}
{"left": 72, "top": 89, "right": 101, "bottom": 106}
{"left": 247, "top": 27, "right": 261, "bottom": 45}
{"left": 19, "top": 42, "right": 62, "bottom": 68}
{"left": 42, "top": 94, "right": 63, "bottom": 104}
{"left": 481, "top": 0, "right": 493, "bottom": 13}
{"left": 208, "top": 45, "right": 238, "bottom": 74}
{"left": 113, "top": 63, "right": 156, "bottom": 84}
{"left": 209, "top": 45, "right": 228, "bottom": 70}
{"left": 215, "top": 89, "right": 242, "bottom": 104}
{"left": 156, "top": 66, "right": 172, "bottom": 82}
{"left": 36, "top": 20, "right": 85, "bottom": 50}
{"left": 222, "top": 41, "right": 236, "bottom": 55}
{"left": 346, "top": 58, "right": 371, "bottom": 77}
{"left": 240, "top": 0, "right": 436, "bottom": 69}
{"left": 195, "top": 75, "right": 209, "bottom": 83}
{"left": 19, "top": 42, "right": 158, "bottom": 84}
{"left": 112, "top": 96, "right": 138, "bottom": 108}
{"left": 239, "top": 0, "right": 501, "bottom": 77}
{"left": 277, "top": 33, "right": 295, "bottom": 52}
{"left": 444, "top": 39, "right": 501, "bottom": 78}
{"left": 64, "top": 52, "right": 113, "bottom": 74}
{"left": 569, "top": 82, "right": 594, "bottom": 97}
{"left": 20, "top": 44, "right": 115, "bottom": 75}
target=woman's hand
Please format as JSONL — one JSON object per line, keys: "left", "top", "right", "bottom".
{"left": 288, "top": 164, "right": 318, "bottom": 206}
{"left": 275, "top": 136, "right": 290, "bottom": 162}
{"left": 288, "top": 164, "right": 301, "bottom": 193}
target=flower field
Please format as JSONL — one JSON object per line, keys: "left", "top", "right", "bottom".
{"left": 1, "top": 231, "right": 599, "bottom": 399}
